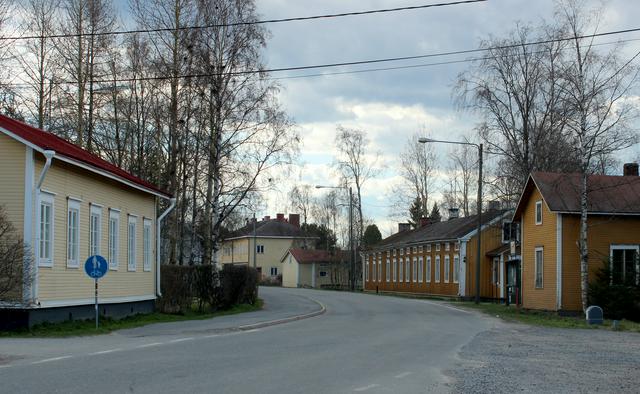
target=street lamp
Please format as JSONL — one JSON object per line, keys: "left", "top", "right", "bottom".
{"left": 315, "top": 184, "right": 355, "bottom": 291}
{"left": 418, "top": 137, "right": 483, "bottom": 304}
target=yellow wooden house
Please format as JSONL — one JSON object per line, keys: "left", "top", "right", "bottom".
{"left": 0, "top": 115, "right": 174, "bottom": 327}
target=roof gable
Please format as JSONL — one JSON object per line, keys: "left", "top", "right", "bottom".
{"left": 0, "top": 114, "right": 170, "bottom": 198}
{"left": 227, "top": 219, "right": 311, "bottom": 239}
{"left": 284, "top": 248, "right": 333, "bottom": 264}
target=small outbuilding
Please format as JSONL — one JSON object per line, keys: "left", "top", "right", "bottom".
{"left": 281, "top": 248, "right": 335, "bottom": 288}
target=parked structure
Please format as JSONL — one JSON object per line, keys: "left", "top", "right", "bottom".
{"left": 0, "top": 115, "right": 174, "bottom": 327}
{"left": 220, "top": 214, "right": 315, "bottom": 281}
{"left": 362, "top": 208, "right": 514, "bottom": 299}
{"left": 512, "top": 166, "right": 640, "bottom": 312}
{"left": 281, "top": 248, "right": 337, "bottom": 288}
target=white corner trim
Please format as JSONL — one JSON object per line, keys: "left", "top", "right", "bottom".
{"left": 556, "top": 213, "right": 563, "bottom": 310}
{"left": 37, "top": 294, "right": 156, "bottom": 308}
{"left": 23, "top": 146, "right": 35, "bottom": 305}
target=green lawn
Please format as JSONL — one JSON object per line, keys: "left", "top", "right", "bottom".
{"left": 0, "top": 299, "right": 263, "bottom": 338}
{"left": 458, "top": 302, "right": 640, "bottom": 333}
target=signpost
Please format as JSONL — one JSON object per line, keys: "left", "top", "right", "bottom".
{"left": 84, "top": 255, "right": 108, "bottom": 329}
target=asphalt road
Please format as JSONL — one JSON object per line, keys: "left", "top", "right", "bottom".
{"left": 0, "top": 288, "right": 492, "bottom": 393}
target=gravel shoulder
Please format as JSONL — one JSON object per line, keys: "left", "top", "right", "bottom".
{"left": 448, "top": 318, "right": 640, "bottom": 393}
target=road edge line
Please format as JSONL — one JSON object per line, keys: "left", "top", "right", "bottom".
{"left": 237, "top": 297, "right": 326, "bottom": 331}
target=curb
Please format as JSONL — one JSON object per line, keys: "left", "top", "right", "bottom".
{"left": 237, "top": 297, "right": 326, "bottom": 331}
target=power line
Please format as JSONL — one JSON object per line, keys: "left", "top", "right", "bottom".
{"left": 3, "top": 0, "right": 487, "bottom": 41}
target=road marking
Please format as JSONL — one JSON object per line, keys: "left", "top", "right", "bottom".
{"left": 419, "top": 300, "right": 472, "bottom": 314}
{"left": 32, "top": 356, "right": 72, "bottom": 364}
{"left": 136, "top": 342, "right": 163, "bottom": 348}
{"left": 203, "top": 334, "right": 219, "bottom": 338}
{"left": 394, "top": 371, "right": 412, "bottom": 379}
{"left": 354, "top": 384, "right": 379, "bottom": 392}
{"left": 0, "top": 365, "right": 12, "bottom": 369}
{"left": 243, "top": 329, "right": 261, "bottom": 333}
{"left": 89, "top": 348, "right": 122, "bottom": 355}
{"left": 169, "top": 337, "right": 194, "bottom": 343}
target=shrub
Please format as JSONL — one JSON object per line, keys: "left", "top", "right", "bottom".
{"left": 589, "top": 261, "right": 640, "bottom": 322}
{"left": 157, "top": 265, "right": 194, "bottom": 314}
{"left": 220, "top": 265, "right": 258, "bottom": 309}
{"left": 192, "top": 264, "right": 221, "bottom": 312}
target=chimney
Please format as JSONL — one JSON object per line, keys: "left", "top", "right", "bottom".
{"left": 448, "top": 208, "right": 459, "bottom": 220}
{"left": 276, "top": 213, "right": 285, "bottom": 221}
{"left": 398, "top": 223, "right": 411, "bottom": 233}
{"left": 623, "top": 162, "right": 639, "bottom": 176}
{"left": 263, "top": 215, "right": 271, "bottom": 221}
{"left": 420, "top": 217, "right": 431, "bottom": 227}
{"left": 487, "top": 200, "right": 501, "bottom": 212}
{"left": 289, "top": 213, "right": 300, "bottom": 228}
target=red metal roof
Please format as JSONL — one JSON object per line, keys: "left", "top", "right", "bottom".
{"left": 287, "top": 248, "right": 334, "bottom": 264}
{"left": 0, "top": 114, "right": 170, "bottom": 197}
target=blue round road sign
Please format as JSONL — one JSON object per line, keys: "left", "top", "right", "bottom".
{"left": 84, "top": 255, "right": 109, "bottom": 279}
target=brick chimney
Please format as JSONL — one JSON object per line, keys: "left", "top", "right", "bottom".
{"left": 448, "top": 208, "right": 459, "bottom": 220}
{"left": 289, "top": 213, "right": 300, "bottom": 228}
{"left": 623, "top": 162, "right": 639, "bottom": 176}
{"left": 276, "top": 213, "right": 285, "bottom": 221}
{"left": 398, "top": 223, "right": 411, "bottom": 233}
{"left": 420, "top": 217, "right": 431, "bottom": 227}
{"left": 263, "top": 215, "right": 271, "bottom": 221}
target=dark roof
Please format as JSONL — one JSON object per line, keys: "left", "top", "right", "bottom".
{"left": 486, "top": 244, "right": 510, "bottom": 257}
{"left": 514, "top": 172, "right": 640, "bottom": 218}
{"left": 287, "top": 248, "right": 333, "bottom": 264}
{"left": 227, "top": 219, "right": 310, "bottom": 239}
{"left": 0, "top": 114, "right": 170, "bottom": 197}
{"left": 370, "top": 210, "right": 509, "bottom": 251}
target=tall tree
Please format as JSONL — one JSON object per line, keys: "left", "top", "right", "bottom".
{"left": 428, "top": 202, "right": 441, "bottom": 223}
{"left": 362, "top": 224, "right": 382, "bottom": 247}
{"left": 289, "top": 185, "right": 313, "bottom": 225}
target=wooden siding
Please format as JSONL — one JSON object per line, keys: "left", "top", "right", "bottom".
{"left": 464, "top": 220, "right": 505, "bottom": 299}
{"left": 35, "top": 154, "right": 157, "bottom": 303}
{"left": 281, "top": 253, "right": 299, "bottom": 287}
{"left": 221, "top": 236, "right": 310, "bottom": 278}
{"left": 521, "top": 187, "right": 557, "bottom": 310}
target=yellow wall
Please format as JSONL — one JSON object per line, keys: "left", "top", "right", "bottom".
{"left": 35, "top": 154, "right": 157, "bottom": 303}
{"left": 281, "top": 253, "right": 299, "bottom": 287}
{"left": 0, "top": 133, "right": 25, "bottom": 301}
{"left": 520, "top": 188, "right": 557, "bottom": 310}
{"left": 221, "top": 236, "right": 310, "bottom": 278}
{"left": 465, "top": 221, "right": 504, "bottom": 299}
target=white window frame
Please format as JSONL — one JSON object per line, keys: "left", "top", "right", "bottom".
{"left": 435, "top": 255, "right": 441, "bottom": 282}
{"left": 128, "top": 215, "right": 137, "bottom": 272}
{"left": 270, "top": 267, "right": 278, "bottom": 276}
{"left": 400, "top": 248, "right": 404, "bottom": 256}
{"left": 67, "top": 199, "right": 81, "bottom": 268}
{"left": 435, "top": 243, "right": 441, "bottom": 252}
{"left": 455, "top": 242, "right": 460, "bottom": 251}
{"left": 393, "top": 258, "right": 397, "bottom": 282}
{"left": 418, "top": 245, "right": 423, "bottom": 253}
{"left": 405, "top": 258, "right": 410, "bottom": 282}
{"left": 610, "top": 244, "right": 640, "bottom": 285}
{"left": 372, "top": 256, "right": 376, "bottom": 282}
{"left": 453, "top": 255, "right": 460, "bottom": 283}
{"left": 426, "top": 256, "right": 432, "bottom": 283}
{"left": 418, "top": 256, "right": 423, "bottom": 283}
{"left": 492, "top": 257, "right": 499, "bottom": 285}
{"left": 143, "top": 218, "right": 152, "bottom": 272}
{"left": 399, "top": 257, "right": 404, "bottom": 283}
{"left": 256, "top": 244, "right": 265, "bottom": 254}
{"left": 378, "top": 254, "right": 382, "bottom": 282}
{"left": 426, "top": 244, "right": 431, "bottom": 253}
{"left": 37, "top": 192, "right": 55, "bottom": 267}
{"left": 89, "top": 204, "right": 102, "bottom": 257}
{"left": 444, "top": 255, "right": 451, "bottom": 283}
{"left": 413, "top": 257, "right": 418, "bottom": 283}
{"left": 109, "top": 209, "right": 120, "bottom": 270}
{"left": 445, "top": 242, "right": 450, "bottom": 252}
{"left": 386, "top": 258, "right": 391, "bottom": 282}
{"left": 393, "top": 249, "right": 397, "bottom": 256}
{"left": 365, "top": 257, "right": 370, "bottom": 282}
{"left": 535, "top": 201, "right": 543, "bottom": 225}
{"left": 535, "top": 247, "right": 544, "bottom": 288}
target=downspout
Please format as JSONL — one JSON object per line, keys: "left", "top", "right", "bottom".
{"left": 31, "top": 150, "right": 55, "bottom": 305}
{"left": 156, "top": 197, "right": 176, "bottom": 297}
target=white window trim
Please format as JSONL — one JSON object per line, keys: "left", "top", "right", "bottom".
{"left": 399, "top": 257, "right": 404, "bottom": 283}
{"left": 455, "top": 242, "right": 460, "bottom": 251}
{"left": 426, "top": 256, "right": 432, "bottom": 283}
{"left": 418, "top": 256, "right": 423, "bottom": 283}
{"left": 90, "top": 204, "right": 103, "bottom": 257}
{"left": 413, "top": 257, "right": 418, "bottom": 283}
{"left": 535, "top": 246, "right": 544, "bottom": 289}
{"left": 405, "top": 258, "right": 409, "bottom": 282}
{"left": 435, "top": 243, "right": 441, "bottom": 252}
{"left": 386, "top": 258, "right": 390, "bottom": 282}
{"left": 418, "top": 245, "right": 423, "bottom": 253}
{"left": 445, "top": 242, "right": 450, "bottom": 252}
{"left": 143, "top": 218, "right": 152, "bottom": 272}
{"left": 37, "top": 192, "right": 55, "bottom": 267}
{"left": 67, "top": 199, "right": 81, "bottom": 268}
{"left": 365, "top": 258, "right": 369, "bottom": 282}
{"left": 393, "top": 258, "right": 397, "bottom": 282}
{"left": 128, "top": 215, "right": 137, "bottom": 272}
{"left": 435, "top": 255, "right": 441, "bottom": 283}
{"left": 426, "top": 244, "right": 431, "bottom": 252}
{"left": 444, "top": 255, "right": 451, "bottom": 283}
{"left": 453, "top": 255, "right": 460, "bottom": 283}
{"left": 109, "top": 210, "right": 120, "bottom": 270}
{"left": 535, "top": 201, "right": 543, "bottom": 225}
{"left": 609, "top": 244, "right": 640, "bottom": 285}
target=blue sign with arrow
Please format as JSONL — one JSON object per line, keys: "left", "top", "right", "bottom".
{"left": 84, "top": 255, "right": 108, "bottom": 280}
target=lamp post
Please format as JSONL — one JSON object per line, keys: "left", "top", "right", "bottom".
{"left": 418, "top": 137, "right": 483, "bottom": 304}
{"left": 316, "top": 184, "right": 355, "bottom": 291}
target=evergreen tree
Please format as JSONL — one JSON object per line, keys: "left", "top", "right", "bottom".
{"left": 362, "top": 224, "right": 382, "bottom": 247}
{"left": 429, "top": 202, "right": 441, "bottom": 222}
{"left": 408, "top": 196, "right": 428, "bottom": 228}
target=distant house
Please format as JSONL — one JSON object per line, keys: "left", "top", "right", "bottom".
{"left": 280, "top": 248, "right": 338, "bottom": 288}
{"left": 220, "top": 214, "right": 316, "bottom": 280}
{"left": 0, "top": 115, "right": 174, "bottom": 327}
{"left": 512, "top": 165, "right": 640, "bottom": 312}
{"left": 362, "top": 208, "right": 514, "bottom": 299}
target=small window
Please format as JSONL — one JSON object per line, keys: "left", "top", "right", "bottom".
{"left": 412, "top": 257, "right": 418, "bottom": 282}
{"left": 365, "top": 258, "right": 370, "bottom": 282}
{"left": 453, "top": 256, "right": 460, "bottom": 283}
{"left": 393, "top": 249, "right": 396, "bottom": 256}
{"left": 405, "top": 258, "right": 409, "bottom": 282}
{"left": 393, "top": 258, "right": 397, "bottom": 282}
{"left": 426, "top": 244, "right": 431, "bottom": 253}
{"left": 445, "top": 243, "right": 450, "bottom": 252}
{"left": 399, "top": 258, "right": 404, "bottom": 283}
{"left": 109, "top": 210, "right": 120, "bottom": 270}
{"left": 319, "top": 271, "right": 327, "bottom": 277}
{"left": 412, "top": 246, "right": 417, "bottom": 254}
{"left": 386, "top": 258, "right": 391, "bottom": 282}
{"left": 90, "top": 205, "right": 102, "bottom": 256}
{"left": 426, "top": 256, "right": 432, "bottom": 282}
{"left": 143, "top": 218, "right": 152, "bottom": 272}
{"left": 270, "top": 267, "right": 278, "bottom": 276}
{"left": 535, "top": 201, "right": 543, "bottom": 225}
{"left": 455, "top": 242, "right": 460, "bottom": 251}
{"left": 400, "top": 248, "right": 404, "bottom": 256}
{"left": 535, "top": 247, "right": 543, "bottom": 288}
{"left": 67, "top": 199, "right": 80, "bottom": 268}
{"left": 444, "top": 255, "right": 450, "bottom": 283}
{"left": 435, "top": 255, "right": 441, "bottom": 282}
{"left": 378, "top": 255, "right": 382, "bottom": 282}
{"left": 418, "top": 256, "right": 423, "bottom": 283}
{"left": 256, "top": 245, "right": 265, "bottom": 254}
{"left": 38, "top": 193, "right": 55, "bottom": 267}
{"left": 386, "top": 250, "right": 390, "bottom": 257}
{"left": 128, "top": 215, "right": 137, "bottom": 272}
{"left": 611, "top": 246, "right": 639, "bottom": 285}
{"left": 435, "top": 243, "right": 441, "bottom": 252}
{"left": 418, "top": 245, "right": 423, "bottom": 253}
{"left": 492, "top": 257, "right": 499, "bottom": 284}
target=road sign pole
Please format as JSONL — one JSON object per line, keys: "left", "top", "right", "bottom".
{"left": 95, "top": 278, "right": 99, "bottom": 329}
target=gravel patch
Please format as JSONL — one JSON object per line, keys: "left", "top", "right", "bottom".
{"left": 449, "top": 321, "right": 640, "bottom": 393}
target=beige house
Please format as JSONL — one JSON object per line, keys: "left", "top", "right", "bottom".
{"left": 0, "top": 115, "right": 174, "bottom": 327}
{"left": 220, "top": 214, "right": 315, "bottom": 280}
{"left": 281, "top": 248, "right": 337, "bottom": 288}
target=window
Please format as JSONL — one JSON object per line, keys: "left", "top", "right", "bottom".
{"left": 67, "top": 199, "right": 80, "bottom": 268}
{"left": 435, "top": 243, "right": 441, "bottom": 252}
{"left": 270, "top": 267, "right": 278, "bottom": 276}
{"left": 412, "top": 247, "right": 417, "bottom": 254}
{"left": 611, "top": 245, "right": 639, "bottom": 285}
{"left": 386, "top": 258, "right": 391, "bottom": 282}
{"left": 492, "top": 257, "right": 499, "bottom": 285}
{"left": 128, "top": 215, "right": 137, "bottom": 271}
{"left": 256, "top": 245, "right": 265, "bottom": 254}
{"left": 109, "top": 210, "right": 120, "bottom": 270}
{"left": 413, "top": 257, "right": 418, "bottom": 282}
{"left": 143, "top": 218, "right": 152, "bottom": 272}
{"left": 444, "top": 255, "right": 450, "bottom": 283}
{"left": 393, "top": 258, "right": 397, "bottom": 282}
{"left": 453, "top": 256, "right": 460, "bottom": 283}
{"left": 320, "top": 271, "right": 327, "bottom": 277}
{"left": 535, "top": 201, "right": 543, "bottom": 225}
{"left": 365, "top": 258, "right": 369, "bottom": 282}
{"left": 426, "top": 244, "right": 431, "bottom": 253}
{"left": 435, "top": 255, "right": 441, "bottom": 282}
{"left": 405, "top": 258, "right": 410, "bottom": 282}
{"left": 378, "top": 255, "right": 382, "bottom": 282}
{"left": 426, "top": 256, "right": 432, "bottom": 282}
{"left": 386, "top": 250, "right": 390, "bottom": 257}
{"left": 502, "top": 221, "right": 520, "bottom": 243}
{"left": 90, "top": 205, "right": 102, "bottom": 256}
{"left": 399, "top": 258, "right": 404, "bottom": 283}
{"left": 445, "top": 242, "right": 450, "bottom": 252}
{"left": 418, "top": 246, "right": 423, "bottom": 253}
{"left": 393, "top": 249, "right": 396, "bottom": 256}
{"left": 535, "top": 247, "right": 543, "bottom": 288}
{"left": 418, "top": 257, "right": 423, "bottom": 283}
{"left": 400, "top": 248, "right": 404, "bottom": 255}
{"left": 372, "top": 257, "right": 376, "bottom": 282}
{"left": 38, "top": 193, "right": 54, "bottom": 267}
